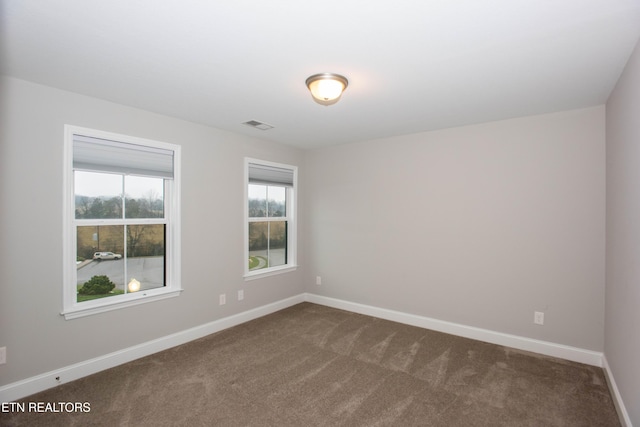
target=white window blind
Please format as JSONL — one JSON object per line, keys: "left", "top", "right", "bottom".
{"left": 248, "top": 162, "right": 294, "bottom": 186}
{"left": 73, "top": 134, "right": 174, "bottom": 179}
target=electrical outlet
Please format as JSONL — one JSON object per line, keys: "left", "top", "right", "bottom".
{"left": 219, "top": 294, "right": 226, "bottom": 305}
{"left": 534, "top": 311, "right": 544, "bottom": 325}
{"left": 0, "top": 346, "right": 6, "bottom": 364}
{"left": 316, "top": 276, "right": 322, "bottom": 285}
{"left": 238, "top": 289, "right": 244, "bottom": 301}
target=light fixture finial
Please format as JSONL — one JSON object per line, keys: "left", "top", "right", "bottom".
{"left": 305, "top": 73, "right": 348, "bottom": 106}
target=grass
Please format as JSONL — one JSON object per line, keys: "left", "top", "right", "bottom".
{"left": 77, "top": 289, "right": 124, "bottom": 302}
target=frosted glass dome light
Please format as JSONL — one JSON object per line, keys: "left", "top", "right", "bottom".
{"left": 305, "top": 73, "right": 348, "bottom": 106}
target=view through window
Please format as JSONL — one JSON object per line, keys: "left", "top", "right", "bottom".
{"left": 248, "top": 183, "right": 287, "bottom": 270}
{"left": 75, "top": 172, "right": 167, "bottom": 302}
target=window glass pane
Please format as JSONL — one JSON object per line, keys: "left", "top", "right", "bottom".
{"left": 248, "top": 222, "right": 268, "bottom": 270}
{"left": 74, "top": 171, "right": 123, "bottom": 219}
{"left": 77, "top": 225, "right": 125, "bottom": 259}
{"left": 268, "top": 221, "right": 287, "bottom": 267}
{"left": 267, "top": 186, "right": 286, "bottom": 217}
{"left": 247, "top": 221, "right": 287, "bottom": 270}
{"left": 76, "top": 225, "right": 125, "bottom": 302}
{"left": 124, "top": 176, "right": 165, "bottom": 219}
{"left": 126, "top": 224, "right": 165, "bottom": 292}
{"left": 248, "top": 184, "right": 267, "bottom": 217}
{"left": 76, "top": 224, "right": 166, "bottom": 302}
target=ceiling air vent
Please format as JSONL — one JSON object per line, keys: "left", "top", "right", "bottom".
{"left": 242, "top": 120, "right": 274, "bottom": 131}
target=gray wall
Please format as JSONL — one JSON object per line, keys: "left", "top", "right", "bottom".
{"left": 304, "top": 106, "right": 606, "bottom": 351}
{"left": 0, "top": 76, "right": 306, "bottom": 386}
{"left": 606, "top": 39, "right": 640, "bottom": 424}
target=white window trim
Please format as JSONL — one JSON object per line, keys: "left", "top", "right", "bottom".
{"left": 62, "top": 125, "right": 182, "bottom": 319}
{"left": 244, "top": 158, "right": 298, "bottom": 280}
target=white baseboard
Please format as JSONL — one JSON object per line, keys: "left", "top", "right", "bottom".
{"left": 0, "top": 294, "right": 305, "bottom": 403}
{"left": 0, "top": 292, "right": 607, "bottom": 404}
{"left": 304, "top": 293, "right": 604, "bottom": 367}
{"left": 602, "top": 355, "right": 633, "bottom": 427}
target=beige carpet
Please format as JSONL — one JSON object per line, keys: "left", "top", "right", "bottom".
{"left": 3, "top": 303, "right": 620, "bottom": 426}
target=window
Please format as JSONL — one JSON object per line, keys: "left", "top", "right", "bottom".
{"left": 245, "top": 159, "right": 297, "bottom": 279}
{"left": 63, "top": 126, "right": 181, "bottom": 319}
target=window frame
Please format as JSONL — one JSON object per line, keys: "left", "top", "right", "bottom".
{"left": 62, "top": 125, "right": 182, "bottom": 319}
{"left": 244, "top": 158, "right": 298, "bottom": 280}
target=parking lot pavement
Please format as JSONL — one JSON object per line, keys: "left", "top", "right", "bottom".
{"left": 77, "top": 257, "right": 164, "bottom": 290}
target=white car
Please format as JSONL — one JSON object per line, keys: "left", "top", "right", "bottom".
{"left": 93, "top": 251, "right": 122, "bottom": 260}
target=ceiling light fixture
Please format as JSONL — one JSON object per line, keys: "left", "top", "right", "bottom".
{"left": 305, "top": 73, "right": 348, "bottom": 106}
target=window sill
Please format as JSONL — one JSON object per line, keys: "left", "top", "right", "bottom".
{"left": 244, "top": 265, "right": 297, "bottom": 281}
{"left": 61, "top": 288, "right": 183, "bottom": 320}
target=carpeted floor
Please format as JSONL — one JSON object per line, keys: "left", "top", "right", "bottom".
{"left": 3, "top": 303, "right": 620, "bottom": 426}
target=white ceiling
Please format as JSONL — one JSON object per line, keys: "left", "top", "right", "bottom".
{"left": 2, "top": 1, "right": 639, "bottom": 149}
